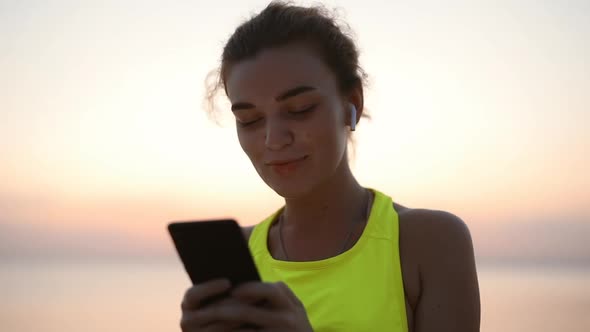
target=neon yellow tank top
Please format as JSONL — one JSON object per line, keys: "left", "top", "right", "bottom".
{"left": 248, "top": 189, "right": 409, "bottom": 332}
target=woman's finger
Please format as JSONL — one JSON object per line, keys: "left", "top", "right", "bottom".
{"left": 275, "top": 281, "right": 305, "bottom": 308}
{"left": 181, "top": 279, "right": 231, "bottom": 310}
{"left": 181, "top": 319, "right": 240, "bottom": 332}
{"left": 232, "top": 328, "right": 262, "bottom": 332}
{"left": 195, "top": 300, "right": 281, "bottom": 327}
{"left": 181, "top": 299, "right": 244, "bottom": 331}
{"left": 231, "top": 281, "right": 292, "bottom": 309}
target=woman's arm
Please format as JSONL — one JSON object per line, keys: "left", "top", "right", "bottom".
{"left": 410, "top": 210, "right": 481, "bottom": 332}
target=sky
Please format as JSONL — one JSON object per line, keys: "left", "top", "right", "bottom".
{"left": 0, "top": 0, "right": 588, "bottom": 262}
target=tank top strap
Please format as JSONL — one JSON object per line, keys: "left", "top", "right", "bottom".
{"left": 248, "top": 207, "right": 281, "bottom": 257}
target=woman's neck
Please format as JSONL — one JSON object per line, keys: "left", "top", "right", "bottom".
{"left": 281, "top": 160, "right": 368, "bottom": 232}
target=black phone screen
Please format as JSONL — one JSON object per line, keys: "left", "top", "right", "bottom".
{"left": 168, "top": 219, "right": 261, "bottom": 286}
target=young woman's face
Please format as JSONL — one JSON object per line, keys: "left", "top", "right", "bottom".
{"left": 225, "top": 43, "right": 351, "bottom": 198}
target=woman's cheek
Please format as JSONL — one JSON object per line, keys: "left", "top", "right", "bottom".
{"left": 237, "top": 130, "right": 265, "bottom": 169}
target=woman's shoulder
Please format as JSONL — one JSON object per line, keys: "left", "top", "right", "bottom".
{"left": 241, "top": 209, "right": 281, "bottom": 242}
{"left": 241, "top": 225, "right": 256, "bottom": 242}
{"left": 396, "top": 203, "right": 473, "bottom": 244}
{"left": 396, "top": 203, "right": 475, "bottom": 263}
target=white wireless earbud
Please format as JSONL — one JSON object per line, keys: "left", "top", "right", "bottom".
{"left": 350, "top": 104, "right": 357, "bottom": 131}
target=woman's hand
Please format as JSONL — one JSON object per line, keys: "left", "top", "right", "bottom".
{"left": 228, "top": 281, "right": 313, "bottom": 331}
{"left": 180, "top": 279, "right": 243, "bottom": 331}
{"left": 180, "top": 279, "right": 313, "bottom": 332}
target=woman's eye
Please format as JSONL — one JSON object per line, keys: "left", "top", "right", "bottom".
{"left": 290, "top": 104, "right": 317, "bottom": 115}
{"left": 237, "top": 118, "right": 262, "bottom": 127}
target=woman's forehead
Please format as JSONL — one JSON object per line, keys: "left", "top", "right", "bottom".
{"left": 225, "top": 44, "right": 337, "bottom": 102}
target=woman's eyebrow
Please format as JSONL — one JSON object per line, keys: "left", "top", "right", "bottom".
{"left": 276, "top": 85, "right": 316, "bottom": 101}
{"left": 231, "top": 85, "right": 317, "bottom": 112}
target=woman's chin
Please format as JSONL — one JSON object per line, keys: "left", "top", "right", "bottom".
{"left": 265, "top": 179, "right": 312, "bottom": 200}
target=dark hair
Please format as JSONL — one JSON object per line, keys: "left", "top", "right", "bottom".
{"left": 205, "top": 1, "right": 368, "bottom": 119}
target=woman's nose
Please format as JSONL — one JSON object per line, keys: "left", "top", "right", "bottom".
{"left": 265, "top": 117, "right": 293, "bottom": 150}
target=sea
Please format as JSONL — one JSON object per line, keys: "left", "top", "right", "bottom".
{"left": 1, "top": 259, "right": 588, "bottom": 331}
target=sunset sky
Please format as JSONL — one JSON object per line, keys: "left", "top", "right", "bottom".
{"left": 1, "top": 0, "right": 588, "bottom": 262}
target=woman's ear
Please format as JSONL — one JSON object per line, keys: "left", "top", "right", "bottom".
{"left": 347, "top": 82, "right": 364, "bottom": 129}
{"left": 349, "top": 104, "right": 357, "bottom": 131}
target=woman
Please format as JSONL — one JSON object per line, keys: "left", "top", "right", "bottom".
{"left": 181, "top": 2, "right": 480, "bottom": 331}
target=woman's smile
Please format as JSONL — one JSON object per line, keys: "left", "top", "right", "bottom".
{"left": 267, "top": 155, "right": 309, "bottom": 176}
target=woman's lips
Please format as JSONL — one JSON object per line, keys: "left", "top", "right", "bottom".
{"left": 268, "top": 156, "right": 308, "bottom": 176}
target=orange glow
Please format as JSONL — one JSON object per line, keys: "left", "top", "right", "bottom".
{"left": 0, "top": 0, "right": 588, "bottom": 261}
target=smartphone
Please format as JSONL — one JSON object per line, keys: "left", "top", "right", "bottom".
{"left": 167, "top": 219, "right": 261, "bottom": 286}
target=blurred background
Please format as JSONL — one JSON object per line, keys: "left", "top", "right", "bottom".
{"left": 1, "top": 0, "right": 588, "bottom": 331}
